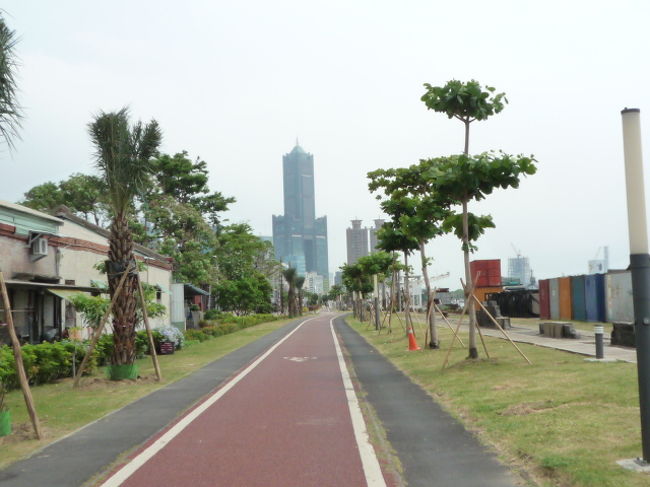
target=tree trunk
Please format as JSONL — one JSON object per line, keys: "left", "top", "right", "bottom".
{"left": 108, "top": 213, "right": 138, "bottom": 366}
{"left": 464, "top": 119, "right": 470, "bottom": 155}
{"left": 403, "top": 252, "right": 412, "bottom": 334}
{"left": 462, "top": 198, "right": 478, "bottom": 359}
{"left": 420, "top": 241, "right": 438, "bottom": 349}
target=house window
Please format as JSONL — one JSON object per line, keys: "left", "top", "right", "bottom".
{"left": 65, "top": 279, "right": 75, "bottom": 286}
{"left": 156, "top": 287, "right": 162, "bottom": 302}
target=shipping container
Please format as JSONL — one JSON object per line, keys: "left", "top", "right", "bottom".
{"left": 469, "top": 259, "right": 501, "bottom": 287}
{"left": 539, "top": 279, "right": 550, "bottom": 319}
{"left": 585, "top": 273, "right": 606, "bottom": 322}
{"left": 571, "top": 275, "right": 586, "bottom": 321}
{"left": 606, "top": 270, "right": 634, "bottom": 323}
{"left": 549, "top": 278, "right": 560, "bottom": 320}
{"left": 558, "top": 276, "right": 572, "bottom": 320}
{"left": 474, "top": 286, "right": 503, "bottom": 303}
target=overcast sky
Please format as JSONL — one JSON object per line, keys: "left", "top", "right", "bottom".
{"left": 2, "top": 0, "right": 650, "bottom": 290}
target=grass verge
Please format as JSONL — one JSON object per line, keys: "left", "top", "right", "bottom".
{"left": 347, "top": 316, "right": 645, "bottom": 487}
{"left": 0, "top": 317, "right": 295, "bottom": 470}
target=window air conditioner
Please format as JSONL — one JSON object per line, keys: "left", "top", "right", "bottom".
{"left": 32, "top": 237, "right": 48, "bottom": 256}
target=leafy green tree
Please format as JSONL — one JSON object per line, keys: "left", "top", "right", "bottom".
{"left": 340, "top": 262, "right": 374, "bottom": 320}
{"left": 369, "top": 163, "right": 452, "bottom": 348}
{"left": 427, "top": 152, "right": 536, "bottom": 357}
{"left": 150, "top": 151, "right": 235, "bottom": 226}
{"left": 22, "top": 174, "right": 108, "bottom": 225}
{"left": 0, "top": 15, "right": 21, "bottom": 148}
{"left": 146, "top": 195, "right": 217, "bottom": 285}
{"left": 88, "top": 107, "right": 162, "bottom": 367}
{"left": 421, "top": 79, "right": 507, "bottom": 154}
{"left": 22, "top": 182, "right": 64, "bottom": 212}
{"left": 214, "top": 273, "right": 273, "bottom": 315}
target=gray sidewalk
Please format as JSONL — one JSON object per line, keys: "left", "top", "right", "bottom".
{"left": 478, "top": 322, "right": 637, "bottom": 363}
{"left": 335, "top": 316, "right": 521, "bottom": 487}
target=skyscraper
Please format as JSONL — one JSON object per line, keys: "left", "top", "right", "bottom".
{"left": 272, "top": 142, "right": 329, "bottom": 289}
{"left": 369, "top": 218, "right": 385, "bottom": 253}
{"left": 346, "top": 219, "right": 369, "bottom": 264}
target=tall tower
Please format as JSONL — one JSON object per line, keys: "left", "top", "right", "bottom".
{"left": 346, "top": 219, "right": 369, "bottom": 264}
{"left": 272, "top": 142, "right": 329, "bottom": 289}
{"left": 369, "top": 219, "right": 385, "bottom": 253}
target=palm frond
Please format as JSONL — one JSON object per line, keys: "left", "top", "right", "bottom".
{"left": 88, "top": 107, "right": 161, "bottom": 216}
{"left": 0, "top": 15, "right": 22, "bottom": 149}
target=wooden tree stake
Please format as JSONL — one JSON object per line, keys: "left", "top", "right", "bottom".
{"left": 471, "top": 295, "right": 533, "bottom": 365}
{"left": 136, "top": 277, "right": 162, "bottom": 381}
{"left": 73, "top": 264, "right": 132, "bottom": 387}
{"left": 0, "top": 270, "right": 43, "bottom": 439}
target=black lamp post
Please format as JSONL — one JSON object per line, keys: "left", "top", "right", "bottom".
{"left": 622, "top": 108, "right": 650, "bottom": 464}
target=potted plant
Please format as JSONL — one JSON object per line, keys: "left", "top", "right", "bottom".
{"left": 0, "top": 380, "right": 10, "bottom": 437}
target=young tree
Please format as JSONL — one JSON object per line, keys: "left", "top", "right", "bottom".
{"left": 421, "top": 79, "right": 507, "bottom": 155}
{"left": 0, "top": 15, "right": 21, "bottom": 149}
{"left": 374, "top": 222, "right": 419, "bottom": 330}
{"left": 369, "top": 163, "right": 452, "bottom": 348}
{"left": 427, "top": 152, "right": 536, "bottom": 358}
{"left": 89, "top": 108, "right": 162, "bottom": 368}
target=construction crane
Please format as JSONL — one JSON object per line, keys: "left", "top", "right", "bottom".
{"left": 511, "top": 243, "right": 522, "bottom": 258}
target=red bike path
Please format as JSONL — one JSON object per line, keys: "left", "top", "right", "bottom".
{"left": 99, "top": 314, "right": 386, "bottom": 487}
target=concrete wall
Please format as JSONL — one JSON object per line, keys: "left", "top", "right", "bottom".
{"left": 0, "top": 234, "right": 59, "bottom": 279}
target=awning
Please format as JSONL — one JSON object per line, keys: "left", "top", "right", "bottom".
{"left": 183, "top": 283, "right": 210, "bottom": 297}
{"left": 47, "top": 288, "right": 89, "bottom": 301}
{"left": 4, "top": 280, "right": 105, "bottom": 293}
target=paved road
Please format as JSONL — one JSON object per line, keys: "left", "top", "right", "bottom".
{"left": 98, "top": 314, "right": 386, "bottom": 487}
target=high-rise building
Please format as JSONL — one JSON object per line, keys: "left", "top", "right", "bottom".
{"left": 346, "top": 219, "right": 369, "bottom": 264}
{"left": 507, "top": 256, "right": 533, "bottom": 287}
{"left": 272, "top": 142, "right": 329, "bottom": 289}
{"left": 369, "top": 219, "right": 384, "bottom": 252}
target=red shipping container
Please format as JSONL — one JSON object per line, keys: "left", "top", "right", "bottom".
{"left": 539, "top": 279, "right": 550, "bottom": 320}
{"left": 470, "top": 259, "right": 501, "bottom": 288}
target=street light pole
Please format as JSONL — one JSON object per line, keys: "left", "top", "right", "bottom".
{"left": 621, "top": 107, "right": 650, "bottom": 463}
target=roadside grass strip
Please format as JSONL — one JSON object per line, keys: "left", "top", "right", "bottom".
{"left": 347, "top": 317, "right": 646, "bottom": 487}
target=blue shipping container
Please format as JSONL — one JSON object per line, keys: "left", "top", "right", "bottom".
{"left": 585, "top": 274, "right": 606, "bottom": 322}
{"left": 571, "top": 275, "right": 587, "bottom": 321}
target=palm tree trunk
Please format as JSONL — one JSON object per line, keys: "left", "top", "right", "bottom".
{"left": 108, "top": 213, "right": 138, "bottom": 366}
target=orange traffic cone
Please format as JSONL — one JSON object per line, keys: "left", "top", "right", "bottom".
{"left": 407, "top": 327, "right": 420, "bottom": 351}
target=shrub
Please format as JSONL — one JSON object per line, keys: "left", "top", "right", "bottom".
{"left": 203, "top": 309, "right": 222, "bottom": 321}
{"left": 155, "top": 326, "right": 185, "bottom": 350}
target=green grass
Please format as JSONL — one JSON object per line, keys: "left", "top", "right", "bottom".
{"left": 347, "top": 316, "right": 646, "bottom": 487}
{"left": 0, "top": 318, "right": 294, "bottom": 469}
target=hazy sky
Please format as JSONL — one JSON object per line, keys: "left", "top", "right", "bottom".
{"left": 2, "top": 0, "right": 650, "bottom": 290}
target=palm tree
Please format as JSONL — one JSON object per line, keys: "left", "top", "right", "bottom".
{"left": 295, "top": 276, "right": 305, "bottom": 316}
{"left": 282, "top": 267, "right": 297, "bottom": 317}
{"left": 0, "top": 15, "right": 21, "bottom": 148}
{"left": 89, "top": 108, "right": 161, "bottom": 366}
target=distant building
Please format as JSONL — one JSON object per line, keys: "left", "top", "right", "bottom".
{"left": 369, "top": 219, "right": 384, "bottom": 253}
{"left": 346, "top": 219, "right": 368, "bottom": 264}
{"left": 304, "top": 271, "right": 324, "bottom": 295}
{"left": 334, "top": 271, "right": 343, "bottom": 287}
{"left": 272, "top": 142, "right": 329, "bottom": 290}
{"left": 508, "top": 256, "right": 533, "bottom": 287}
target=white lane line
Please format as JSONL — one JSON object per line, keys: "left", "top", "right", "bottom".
{"left": 329, "top": 318, "right": 387, "bottom": 487}
{"left": 100, "top": 317, "right": 317, "bottom": 487}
